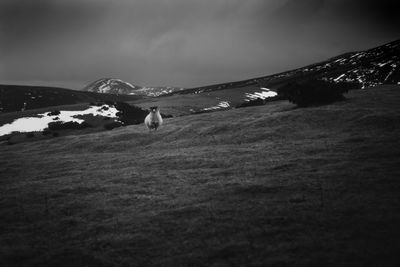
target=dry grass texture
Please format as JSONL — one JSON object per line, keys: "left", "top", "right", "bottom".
{"left": 1, "top": 85, "right": 400, "bottom": 266}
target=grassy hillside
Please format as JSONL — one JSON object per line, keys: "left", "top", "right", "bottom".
{"left": 130, "top": 82, "right": 352, "bottom": 116}
{"left": 0, "top": 84, "right": 145, "bottom": 113}
{"left": 1, "top": 85, "right": 400, "bottom": 266}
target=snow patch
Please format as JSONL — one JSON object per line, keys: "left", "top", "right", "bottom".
{"left": 0, "top": 105, "right": 118, "bottom": 136}
{"left": 203, "top": 101, "right": 230, "bottom": 111}
{"left": 245, "top": 88, "right": 277, "bottom": 101}
{"left": 333, "top": 74, "right": 346, "bottom": 82}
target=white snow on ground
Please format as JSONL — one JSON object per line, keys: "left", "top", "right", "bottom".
{"left": 203, "top": 101, "right": 230, "bottom": 111}
{"left": 245, "top": 88, "right": 278, "bottom": 101}
{"left": 0, "top": 105, "right": 118, "bottom": 136}
{"left": 350, "top": 52, "right": 364, "bottom": 59}
{"left": 378, "top": 62, "right": 390, "bottom": 67}
{"left": 384, "top": 68, "right": 395, "bottom": 82}
{"left": 327, "top": 61, "right": 398, "bottom": 88}
{"left": 334, "top": 58, "right": 347, "bottom": 64}
{"left": 116, "top": 79, "right": 136, "bottom": 89}
{"left": 333, "top": 74, "right": 346, "bottom": 82}
{"left": 135, "top": 86, "right": 185, "bottom": 97}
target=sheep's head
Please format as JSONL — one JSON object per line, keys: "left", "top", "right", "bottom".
{"left": 149, "top": 106, "right": 158, "bottom": 113}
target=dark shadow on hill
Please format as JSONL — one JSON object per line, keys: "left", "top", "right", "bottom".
{"left": 277, "top": 80, "right": 360, "bottom": 107}
{"left": 0, "top": 84, "right": 144, "bottom": 113}
{"left": 236, "top": 96, "right": 285, "bottom": 108}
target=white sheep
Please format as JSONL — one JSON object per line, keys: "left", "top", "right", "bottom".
{"left": 144, "top": 106, "right": 163, "bottom": 131}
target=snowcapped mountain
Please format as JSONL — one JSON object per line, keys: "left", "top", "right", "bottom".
{"left": 83, "top": 78, "right": 142, "bottom": 95}
{"left": 83, "top": 78, "right": 185, "bottom": 97}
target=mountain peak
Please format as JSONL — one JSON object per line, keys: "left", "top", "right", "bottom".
{"left": 83, "top": 78, "right": 141, "bottom": 95}
{"left": 83, "top": 78, "right": 185, "bottom": 96}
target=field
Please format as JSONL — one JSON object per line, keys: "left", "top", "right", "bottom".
{"left": 1, "top": 85, "right": 400, "bottom": 266}
{"left": 0, "top": 84, "right": 145, "bottom": 113}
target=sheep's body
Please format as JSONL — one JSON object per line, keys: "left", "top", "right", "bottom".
{"left": 144, "top": 107, "right": 163, "bottom": 131}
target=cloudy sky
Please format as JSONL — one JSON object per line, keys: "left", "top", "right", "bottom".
{"left": 0, "top": 0, "right": 399, "bottom": 89}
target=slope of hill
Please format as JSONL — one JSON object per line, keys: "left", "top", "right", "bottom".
{"left": 172, "top": 39, "right": 400, "bottom": 95}
{"left": 0, "top": 84, "right": 144, "bottom": 113}
{"left": 135, "top": 86, "right": 185, "bottom": 97}
{"left": 1, "top": 85, "right": 399, "bottom": 266}
{"left": 82, "top": 78, "right": 185, "bottom": 97}
{"left": 138, "top": 39, "right": 399, "bottom": 114}
{"left": 0, "top": 101, "right": 159, "bottom": 144}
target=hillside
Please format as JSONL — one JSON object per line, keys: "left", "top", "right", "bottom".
{"left": 0, "top": 84, "right": 145, "bottom": 113}
{"left": 173, "top": 39, "right": 400, "bottom": 95}
{"left": 134, "top": 86, "right": 185, "bottom": 97}
{"left": 134, "top": 39, "right": 399, "bottom": 115}
{"left": 1, "top": 85, "right": 399, "bottom": 266}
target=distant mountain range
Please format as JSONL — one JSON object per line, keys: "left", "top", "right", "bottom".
{"left": 83, "top": 39, "right": 400, "bottom": 98}
{"left": 82, "top": 78, "right": 185, "bottom": 97}
{"left": 1, "top": 39, "right": 399, "bottom": 114}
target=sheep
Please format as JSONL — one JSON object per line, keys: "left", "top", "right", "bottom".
{"left": 144, "top": 106, "right": 163, "bottom": 131}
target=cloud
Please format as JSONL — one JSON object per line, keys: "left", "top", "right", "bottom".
{"left": 0, "top": 0, "right": 398, "bottom": 89}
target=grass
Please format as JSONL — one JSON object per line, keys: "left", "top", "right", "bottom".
{"left": 0, "top": 84, "right": 144, "bottom": 113}
{"left": 130, "top": 85, "right": 275, "bottom": 116}
{"left": 1, "top": 85, "right": 400, "bottom": 266}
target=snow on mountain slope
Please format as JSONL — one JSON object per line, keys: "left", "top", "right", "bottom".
{"left": 313, "top": 41, "right": 400, "bottom": 88}
{"left": 170, "top": 39, "right": 400, "bottom": 96}
{"left": 83, "top": 78, "right": 185, "bottom": 97}
{"left": 202, "top": 101, "right": 231, "bottom": 112}
{"left": 83, "top": 78, "right": 141, "bottom": 95}
{"left": 261, "top": 39, "right": 400, "bottom": 89}
{"left": 244, "top": 88, "right": 278, "bottom": 101}
{"left": 135, "top": 86, "right": 185, "bottom": 97}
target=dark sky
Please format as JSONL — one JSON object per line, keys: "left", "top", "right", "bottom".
{"left": 1, "top": 0, "right": 399, "bottom": 89}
